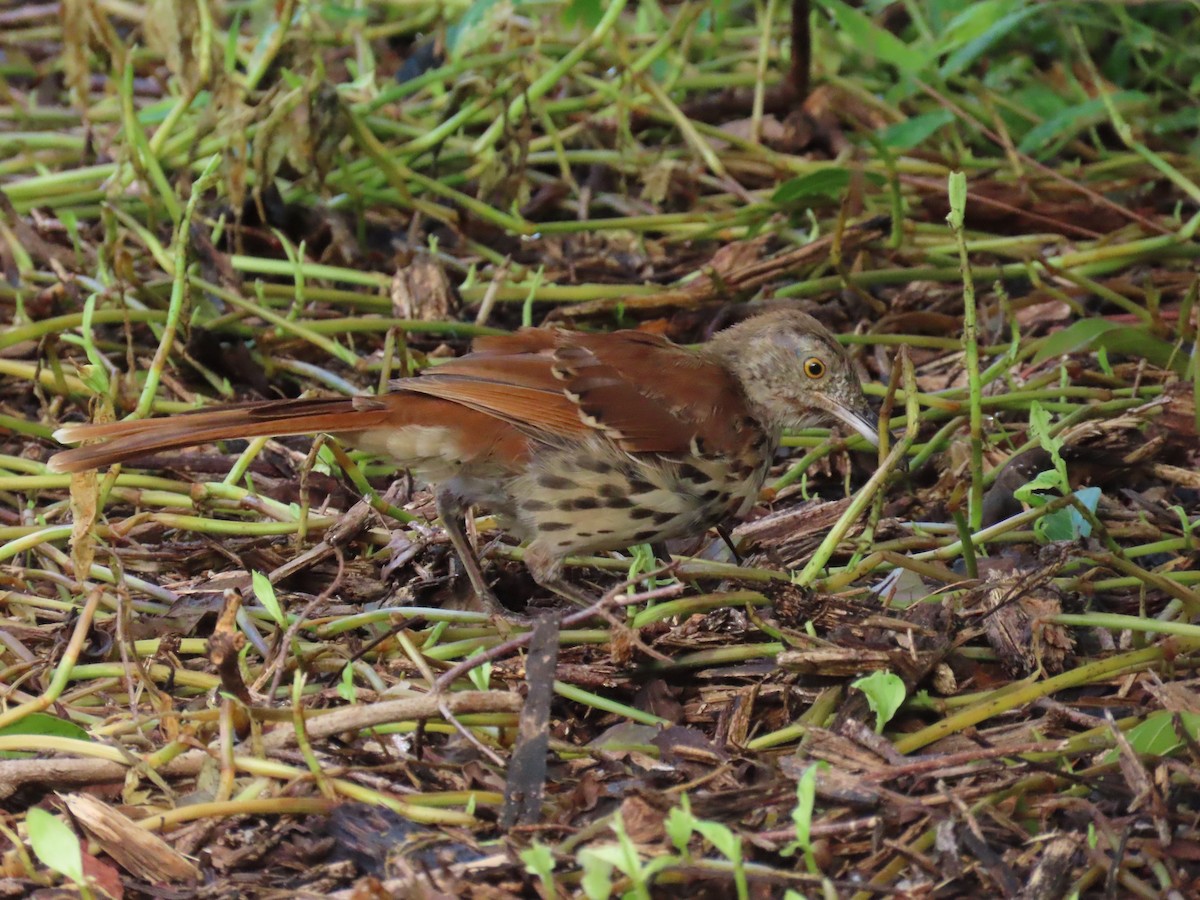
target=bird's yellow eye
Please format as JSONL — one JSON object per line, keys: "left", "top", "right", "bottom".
{"left": 803, "top": 357, "right": 826, "bottom": 379}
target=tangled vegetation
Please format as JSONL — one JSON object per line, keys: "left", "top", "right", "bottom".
{"left": 2, "top": 1, "right": 1200, "bottom": 896}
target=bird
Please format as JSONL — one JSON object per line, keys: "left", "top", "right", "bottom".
{"left": 49, "top": 309, "right": 878, "bottom": 613}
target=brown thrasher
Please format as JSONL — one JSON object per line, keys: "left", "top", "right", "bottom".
{"left": 50, "top": 309, "right": 878, "bottom": 612}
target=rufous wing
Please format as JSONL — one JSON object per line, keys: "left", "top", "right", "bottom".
{"left": 50, "top": 326, "right": 759, "bottom": 473}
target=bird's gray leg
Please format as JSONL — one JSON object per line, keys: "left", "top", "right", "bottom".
{"left": 524, "top": 543, "right": 670, "bottom": 663}
{"left": 523, "top": 543, "right": 593, "bottom": 609}
{"left": 435, "top": 487, "right": 507, "bottom": 616}
{"left": 715, "top": 525, "right": 742, "bottom": 564}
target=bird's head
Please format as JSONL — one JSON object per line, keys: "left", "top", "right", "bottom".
{"left": 707, "top": 309, "right": 879, "bottom": 446}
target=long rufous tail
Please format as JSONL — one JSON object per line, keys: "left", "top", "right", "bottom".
{"left": 48, "top": 396, "right": 394, "bottom": 473}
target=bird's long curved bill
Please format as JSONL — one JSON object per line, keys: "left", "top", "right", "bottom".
{"left": 813, "top": 396, "right": 880, "bottom": 446}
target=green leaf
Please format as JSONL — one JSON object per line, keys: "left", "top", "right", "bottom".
{"left": 252, "top": 570, "right": 286, "bottom": 627}
{"left": 467, "top": 647, "right": 492, "bottom": 691}
{"left": 580, "top": 846, "right": 619, "bottom": 900}
{"left": 938, "top": 4, "right": 1039, "bottom": 78}
{"left": 1031, "top": 319, "right": 1124, "bottom": 366}
{"left": 520, "top": 841, "right": 556, "bottom": 883}
{"left": 698, "top": 0, "right": 732, "bottom": 36}
{"left": 1037, "top": 507, "right": 1077, "bottom": 542}
{"left": 1027, "top": 401, "right": 1054, "bottom": 446}
{"left": 78, "top": 365, "right": 110, "bottom": 396}
{"left": 447, "top": 0, "right": 509, "bottom": 59}
{"left": 1027, "top": 319, "right": 1185, "bottom": 374}
{"left": 26, "top": 808, "right": 86, "bottom": 886}
{"left": 317, "top": 2, "right": 370, "bottom": 24}
{"left": 1026, "top": 401, "right": 1068, "bottom": 488}
{"left": 772, "top": 169, "right": 851, "bottom": 205}
{"left": 0, "top": 712, "right": 90, "bottom": 742}
{"left": 563, "top": 0, "right": 603, "bottom": 29}
{"left": 1102, "top": 710, "right": 1200, "bottom": 764}
{"left": 609, "top": 813, "right": 645, "bottom": 882}
{"left": 0, "top": 713, "right": 91, "bottom": 758}
{"left": 642, "top": 853, "right": 682, "bottom": 882}
{"left": 1013, "top": 468, "right": 1065, "bottom": 506}
{"left": 817, "top": 0, "right": 926, "bottom": 73}
{"left": 851, "top": 671, "right": 906, "bottom": 732}
{"left": 1017, "top": 91, "right": 1149, "bottom": 155}
{"left": 781, "top": 762, "right": 823, "bottom": 871}
{"left": 935, "top": 0, "right": 1027, "bottom": 51}
{"left": 694, "top": 819, "right": 740, "bottom": 861}
{"left": 877, "top": 110, "right": 954, "bottom": 151}
{"left": 1084, "top": 327, "right": 1186, "bottom": 375}
{"left": 792, "top": 763, "right": 818, "bottom": 848}
{"left": 1034, "top": 487, "right": 1102, "bottom": 542}
{"left": 665, "top": 794, "right": 696, "bottom": 854}
{"left": 337, "top": 662, "right": 357, "bottom": 703}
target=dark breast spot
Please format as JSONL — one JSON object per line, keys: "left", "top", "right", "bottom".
{"left": 632, "top": 528, "right": 662, "bottom": 542}
{"left": 523, "top": 499, "right": 552, "bottom": 512}
{"left": 677, "top": 463, "right": 710, "bottom": 484}
{"left": 577, "top": 458, "right": 615, "bottom": 474}
{"left": 537, "top": 474, "right": 574, "bottom": 490}
{"left": 558, "top": 496, "right": 600, "bottom": 511}
{"left": 605, "top": 496, "right": 635, "bottom": 509}
{"left": 538, "top": 521, "right": 572, "bottom": 532}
